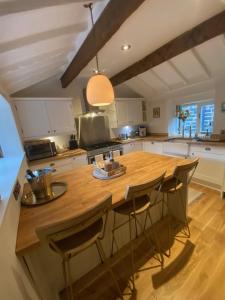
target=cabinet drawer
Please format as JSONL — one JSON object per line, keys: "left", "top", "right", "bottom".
{"left": 190, "top": 145, "right": 225, "bottom": 156}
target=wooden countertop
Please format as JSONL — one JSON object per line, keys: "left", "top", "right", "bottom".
{"left": 16, "top": 152, "right": 191, "bottom": 256}
{"left": 28, "top": 148, "right": 87, "bottom": 166}
{"left": 116, "top": 136, "right": 225, "bottom": 147}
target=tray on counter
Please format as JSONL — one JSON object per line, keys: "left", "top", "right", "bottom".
{"left": 92, "top": 165, "right": 126, "bottom": 180}
{"left": 21, "top": 182, "right": 67, "bottom": 206}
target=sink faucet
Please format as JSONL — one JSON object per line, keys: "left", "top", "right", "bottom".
{"left": 189, "top": 125, "right": 192, "bottom": 138}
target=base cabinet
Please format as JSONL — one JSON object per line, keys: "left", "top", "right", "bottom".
{"left": 190, "top": 145, "right": 225, "bottom": 189}
{"left": 123, "top": 141, "right": 143, "bottom": 154}
{"left": 143, "top": 141, "right": 163, "bottom": 154}
{"left": 30, "top": 155, "right": 87, "bottom": 174}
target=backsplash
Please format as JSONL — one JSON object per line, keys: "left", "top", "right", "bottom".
{"left": 44, "top": 135, "right": 71, "bottom": 150}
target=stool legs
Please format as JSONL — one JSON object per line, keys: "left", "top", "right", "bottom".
{"left": 146, "top": 210, "right": 164, "bottom": 267}
{"left": 178, "top": 189, "right": 190, "bottom": 238}
{"left": 62, "top": 259, "right": 70, "bottom": 300}
{"left": 95, "top": 239, "right": 123, "bottom": 300}
{"left": 128, "top": 214, "right": 135, "bottom": 289}
{"left": 62, "top": 258, "right": 74, "bottom": 300}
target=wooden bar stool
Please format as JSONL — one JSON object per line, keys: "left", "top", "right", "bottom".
{"left": 161, "top": 158, "right": 199, "bottom": 239}
{"left": 37, "top": 193, "right": 123, "bottom": 300}
{"left": 111, "top": 171, "right": 166, "bottom": 287}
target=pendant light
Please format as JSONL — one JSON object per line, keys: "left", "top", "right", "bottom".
{"left": 85, "top": 3, "right": 114, "bottom": 106}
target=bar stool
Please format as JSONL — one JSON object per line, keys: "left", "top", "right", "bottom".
{"left": 95, "top": 154, "right": 104, "bottom": 163}
{"left": 111, "top": 171, "right": 166, "bottom": 287}
{"left": 113, "top": 150, "right": 121, "bottom": 159}
{"left": 38, "top": 193, "right": 123, "bottom": 300}
{"left": 161, "top": 158, "right": 199, "bottom": 239}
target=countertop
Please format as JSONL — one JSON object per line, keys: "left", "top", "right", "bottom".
{"left": 28, "top": 148, "right": 87, "bottom": 166}
{"left": 16, "top": 151, "right": 189, "bottom": 256}
{"left": 116, "top": 136, "right": 225, "bottom": 147}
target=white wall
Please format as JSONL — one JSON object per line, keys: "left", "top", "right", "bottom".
{"left": 0, "top": 95, "right": 24, "bottom": 157}
{"left": 0, "top": 85, "right": 39, "bottom": 300}
{"left": 0, "top": 158, "right": 39, "bottom": 300}
{"left": 147, "top": 77, "right": 225, "bottom": 134}
{"left": 214, "top": 76, "right": 225, "bottom": 133}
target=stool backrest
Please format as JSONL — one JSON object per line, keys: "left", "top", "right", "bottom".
{"left": 37, "top": 192, "right": 112, "bottom": 244}
{"left": 173, "top": 158, "right": 199, "bottom": 186}
{"left": 125, "top": 171, "right": 166, "bottom": 205}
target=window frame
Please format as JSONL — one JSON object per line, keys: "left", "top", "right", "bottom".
{"left": 176, "top": 99, "right": 215, "bottom": 136}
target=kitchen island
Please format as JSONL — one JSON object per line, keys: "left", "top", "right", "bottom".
{"left": 16, "top": 152, "right": 191, "bottom": 300}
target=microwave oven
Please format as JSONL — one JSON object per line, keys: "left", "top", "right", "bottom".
{"left": 24, "top": 140, "right": 57, "bottom": 161}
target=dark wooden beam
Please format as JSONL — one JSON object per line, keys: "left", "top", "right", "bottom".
{"left": 60, "top": 0, "right": 146, "bottom": 88}
{"left": 111, "top": 10, "right": 225, "bottom": 86}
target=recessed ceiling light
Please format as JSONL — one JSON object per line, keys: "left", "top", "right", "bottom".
{"left": 121, "top": 44, "right": 131, "bottom": 51}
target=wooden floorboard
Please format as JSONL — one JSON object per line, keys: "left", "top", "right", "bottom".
{"left": 60, "top": 184, "right": 225, "bottom": 300}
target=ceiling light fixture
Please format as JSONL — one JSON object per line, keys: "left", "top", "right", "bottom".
{"left": 85, "top": 3, "right": 114, "bottom": 107}
{"left": 121, "top": 44, "right": 131, "bottom": 51}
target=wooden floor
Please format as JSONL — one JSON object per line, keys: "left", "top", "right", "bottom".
{"left": 61, "top": 183, "right": 225, "bottom": 300}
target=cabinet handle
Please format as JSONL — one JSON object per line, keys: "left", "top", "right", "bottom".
{"left": 151, "top": 142, "right": 154, "bottom": 145}
{"left": 205, "top": 147, "right": 211, "bottom": 151}
{"left": 50, "top": 163, "right": 55, "bottom": 166}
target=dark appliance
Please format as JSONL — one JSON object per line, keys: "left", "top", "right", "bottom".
{"left": 82, "top": 141, "right": 123, "bottom": 164}
{"left": 24, "top": 139, "right": 57, "bottom": 161}
{"left": 69, "top": 135, "right": 78, "bottom": 150}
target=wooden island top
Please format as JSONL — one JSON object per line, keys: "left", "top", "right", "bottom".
{"left": 16, "top": 152, "right": 191, "bottom": 256}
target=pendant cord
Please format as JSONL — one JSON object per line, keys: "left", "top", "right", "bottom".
{"left": 85, "top": 3, "right": 100, "bottom": 73}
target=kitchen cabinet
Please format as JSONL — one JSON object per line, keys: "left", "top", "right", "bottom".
{"left": 14, "top": 98, "right": 75, "bottom": 139}
{"left": 123, "top": 141, "right": 143, "bottom": 154}
{"left": 14, "top": 100, "right": 50, "bottom": 138}
{"left": 30, "top": 154, "right": 87, "bottom": 174}
{"left": 142, "top": 141, "right": 163, "bottom": 154}
{"left": 163, "top": 142, "right": 189, "bottom": 158}
{"left": 190, "top": 144, "right": 225, "bottom": 189}
{"left": 45, "top": 100, "right": 75, "bottom": 135}
{"left": 102, "top": 98, "right": 145, "bottom": 128}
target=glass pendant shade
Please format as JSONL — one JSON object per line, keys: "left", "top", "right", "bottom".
{"left": 86, "top": 74, "right": 114, "bottom": 106}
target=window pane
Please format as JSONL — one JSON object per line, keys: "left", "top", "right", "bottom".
{"left": 200, "top": 104, "right": 214, "bottom": 133}
{"left": 177, "top": 104, "right": 197, "bottom": 136}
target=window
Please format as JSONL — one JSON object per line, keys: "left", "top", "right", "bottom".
{"left": 176, "top": 101, "right": 215, "bottom": 136}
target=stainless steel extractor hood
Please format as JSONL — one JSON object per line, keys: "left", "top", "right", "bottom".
{"left": 77, "top": 112, "right": 111, "bottom": 147}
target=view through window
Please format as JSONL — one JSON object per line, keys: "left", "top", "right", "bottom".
{"left": 176, "top": 101, "right": 215, "bottom": 136}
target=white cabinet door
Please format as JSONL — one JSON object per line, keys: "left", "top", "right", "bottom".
{"left": 128, "top": 100, "right": 143, "bottom": 125}
{"left": 72, "top": 154, "right": 87, "bottom": 168}
{"left": 163, "top": 142, "right": 189, "bottom": 157}
{"left": 116, "top": 101, "right": 128, "bottom": 127}
{"left": 190, "top": 145, "right": 225, "bottom": 188}
{"left": 15, "top": 100, "right": 50, "bottom": 138}
{"left": 46, "top": 100, "right": 75, "bottom": 135}
{"left": 143, "top": 141, "right": 163, "bottom": 154}
{"left": 123, "top": 141, "right": 143, "bottom": 154}
{"left": 30, "top": 154, "right": 87, "bottom": 174}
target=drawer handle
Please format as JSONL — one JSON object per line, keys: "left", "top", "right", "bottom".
{"left": 205, "top": 147, "right": 211, "bottom": 151}
{"left": 50, "top": 163, "right": 55, "bottom": 166}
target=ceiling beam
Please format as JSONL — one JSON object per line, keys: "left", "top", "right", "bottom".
{"left": 60, "top": 0, "right": 147, "bottom": 88}
{"left": 111, "top": 10, "right": 225, "bottom": 86}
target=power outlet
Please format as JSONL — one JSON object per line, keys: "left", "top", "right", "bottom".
{"left": 13, "top": 180, "right": 21, "bottom": 201}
